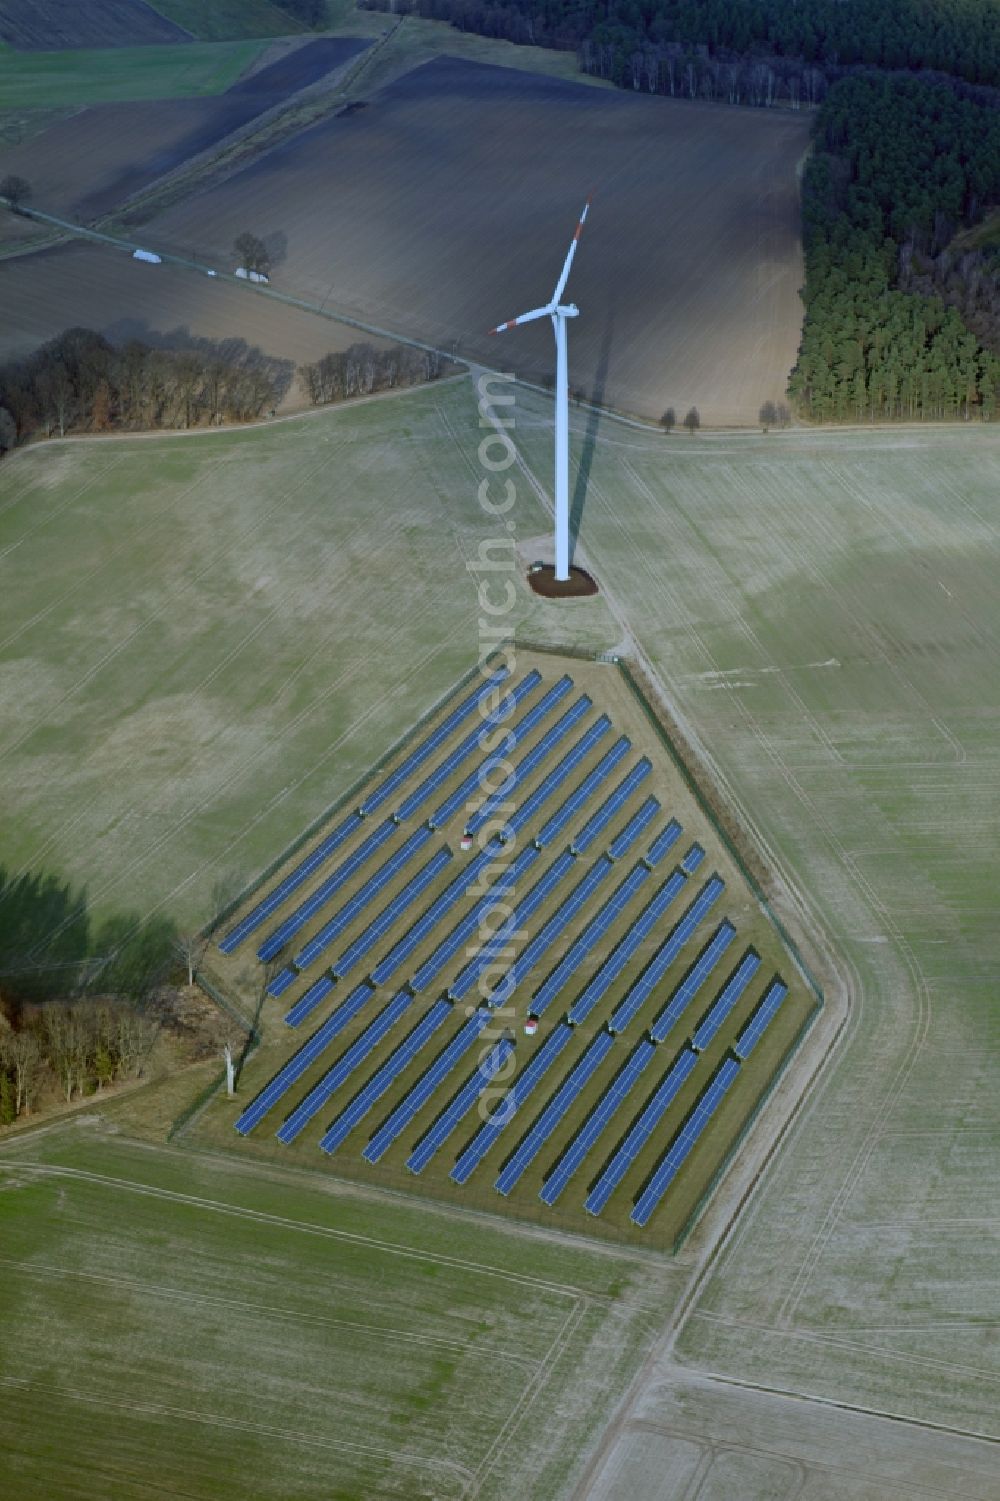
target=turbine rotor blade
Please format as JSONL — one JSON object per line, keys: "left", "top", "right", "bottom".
{"left": 488, "top": 305, "right": 553, "bottom": 335}
{"left": 551, "top": 198, "right": 591, "bottom": 306}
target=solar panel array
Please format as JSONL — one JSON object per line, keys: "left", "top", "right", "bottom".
{"left": 607, "top": 876, "right": 726, "bottom": 1033}
{"left": 363, "top": 1009, "right": 494, "bottom": 1164}
{"left": 649, "top": 922, "right": 737, "bottom": 1043}
{"left": 568, "top": 870, "right": 692, "bottom": 1025}
{"left": 631, "top": 1057, "right": 741, "bottom": 1227}
{"left": 218, "top": 666, "right": 509, "bottom": 953}
{"left": 495, "top": 1030, "right": 615, "bottom": 1196}
{"left": 320, "top": 999, "right": 453, "bottom": 1155}
{"left": 734, "top": 979, "right": 790, "bottom": 1059}
{"left": 277, "top": 988, "right": 414, "bottom": 1144}
{"left": 540, "top": 1039, "right": 657, "bottom": 1206}
{"left": 221, "top": 663, "right": 796, "bottom": 1236}
{"left": 450, "top": 1023, "right": 573, "bottom": 1184}
{"left": 585, "top": 1047, "right": 699, "bottom": 1216}
{"left": 691, "top": 950, "right": 762, "bottom": 1052}
{"left": 406, "top": 1037, "right": 516, "bottom": 1174}
{"left": 424, "top": 677, "right": 574, "bottom": 829}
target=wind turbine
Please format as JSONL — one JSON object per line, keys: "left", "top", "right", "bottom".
{"left": 489, "top": 199, "right": 590, "bottom": 583}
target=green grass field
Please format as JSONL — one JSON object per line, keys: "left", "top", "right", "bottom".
{"left": 2, "top": 377, "right": 1000, "bottom": 1492}
{"left": 0, "top": 39, "right": 267, "bottom": 107}
{"left": 0, "top": 1118, "right": 671, "bottom": 1500}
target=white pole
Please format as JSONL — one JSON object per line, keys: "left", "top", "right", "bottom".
{"left": 553, "top": 312, "right": 570, "bottom": 581}
{"left": 224, "top": 1043, "right": 235, "bottom": 1097}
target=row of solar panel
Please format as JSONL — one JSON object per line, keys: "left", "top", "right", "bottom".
{"left": 256, "top": 680, "right": 648, "bottom": 1008}
{"left": 223, "top": 671, "right": 796, "bottom": 1228}
{"left": 233, "top": 764, "right": 670, "bottom": 1136}
{"left": 256, "top": 670, "right": 559, "bottom": 965}
{"left": 258, "top": 690, "right": 624, "bottom": 1008}
{"left": 239, "top": 918, "right": 789, "bottom": 1231}
{"left": 219, "top": 664, "right": 512, "bottom": 952}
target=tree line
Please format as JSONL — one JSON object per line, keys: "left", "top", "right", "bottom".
{"left": 0, "top": 999, "right": 160, "bottom": 1122}
{"left": 0, "top": 865, "right": 181, "bottom": 1124}
{"left": 297, "top": 341, "right": 450, "bottom": 405}
{"left": 360, "top": 0, "right": 1000, "bottom": 92}
{"left": 0, "top": 327, "right": 287, "bottom": 453}
{"left": 789, "top": 73, "right": 1000, "bottom": 421}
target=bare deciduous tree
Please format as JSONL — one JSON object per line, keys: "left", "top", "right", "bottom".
{"left": 233, "top": 232, "right": 271, "bottom": 277}
{"left": 0, "top": 174, "right": 31, "bottom": 211}
{"left": 178, "top": 931, "right": 209, "bottom": 987}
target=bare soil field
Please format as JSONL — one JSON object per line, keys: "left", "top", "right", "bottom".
{"left": 0, "top": 241, "right": 391, "bottom": 409}
{"left": 0, "top": 38, "right": 372, "bottom": 222}
{"left": 0, "top": 0, "right": 190, "bottom": 49}
{"left": 145, "top": 56, "right": 810, "bottom": 425}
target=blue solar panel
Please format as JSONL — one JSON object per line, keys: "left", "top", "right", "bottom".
{"left": 409, "top": 846, "right": 542, "bottom": 993}
{"left": 276, "top": 989, "right": 414, "bottom": 1144}
{"left": 585, "top": 1046, "right": 700, "bottom": 1216}
{"left": 508, "top": 729, "right": 628, "bottom": 844}
{"left": 219, "top": 812, "right": 360, "bottom": 956}
{"left": 487, "top": 856, "right": 613, "bottom": 1009}
{"left": 530, "top": 863, "right": 652, "bottom": 1018}
{"left": 330, "top": 846, "right": 453, "bottom": 979}
{"left": 406, "top": 1037, "right": 516, "bottom": 1174}
{"left": 368, "top": 837, "right": 506, "bottom": 988}
{"left": 607, "top": 875, "right": 726, "bottom": 1033}
{"left": 360, "top": 666, "right": 511, "bottom": 815}
{"left": 539, "top": 1040, "right": 657, "bottom": 1205}
{"left": 219, "top": 667, "right": 508, "bottom": 954}
{"left": 256, "top": 818, "right": 396, "bottom": 962}
{"left": 464, "top": 698, "right": 597, "bottom": 836}
{"left": 536, "top": 745, "right": 643, "bottom": 849}
{"left": 680, "top": 842, "right": 705, "bottom": 873}
{"left": 630, "top": 1057, "right": 741, "bottom": 1227}
{"left": 607, "top": 797, "right": 660, "bottom": 860}
{"left": 648, "top": 921, "right": 737, "bottom": 1044}
{"left": 569, "top": 871, "right": 691, "bottom": 1027}
{"left": 495, "top": 1030, "right": 615, "bottom": 1196}
{"left": 733, "top": 978, "right": 789, "bottom": 1059}
{"left": 285, "top": 972, "right": 335, "bottom": 1028}
{"left": 285, "top": 826, "right": 434, "bottom": 978}
{"left": 571, "top": 761, "right": 653, "bottom": 855}
{"left": 234, "top": 981, "right": 374, "bottom": 1134}
{"left": 396, "top": 671, "right": 543, "bottom": 822}
{"left": 691, "top": 951, "right": 761, "bottom": 1052}
{"left": 363, "top": 1009, "right": 494, "bottom": 1163}
{"left": 450, "top": 1024, "right": 574, "bottom": 1184}
{"left": 645, "top": 819, "right": 682, "bottom": 866}
{"left": 319, "top": 999, "right": 453, "bottom": 1155}
{"left": 447, "top": 850, "right": 576, "bottom": 1002}
{"left": 266, "top": 966, "right": 297, "bottom": 1000}
{"left": 416, "top": 674, "right": 567, "bottom": 828}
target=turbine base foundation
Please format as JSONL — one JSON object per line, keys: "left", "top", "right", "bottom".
{"left": 527, "top": 564, "right": 599, "bottom": 599}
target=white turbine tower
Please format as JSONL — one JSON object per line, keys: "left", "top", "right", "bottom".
{"left": 489, "top": 198, "right": 590, "bottom": 584}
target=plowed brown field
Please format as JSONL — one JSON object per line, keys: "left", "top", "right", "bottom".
{"left": 143, "top": 56, "right": 810, "bottom": 425}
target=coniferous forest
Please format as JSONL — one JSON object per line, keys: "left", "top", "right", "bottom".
{"left": 362, "top": 0, "right": 1000, "bottom": 422}
{"left": 791, "top": 75, "right": 1000, "bottom": 421}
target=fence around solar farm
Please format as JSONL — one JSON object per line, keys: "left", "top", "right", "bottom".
{"left": 212, "top": 652, "right": 819, "bottom": 1247}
